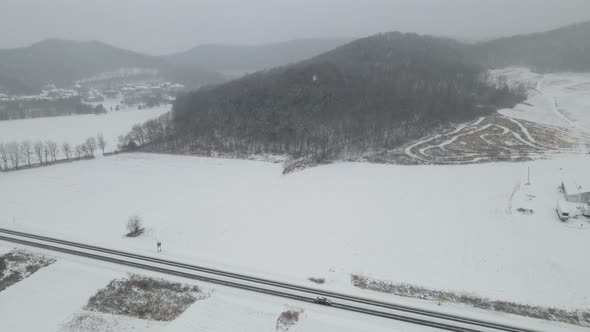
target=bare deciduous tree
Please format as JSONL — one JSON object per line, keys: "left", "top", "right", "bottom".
{"left": 0, "top": 142, "right": 9, "bottom": 170}
{"left": 97, "top": 133, "right": 107, "bottom": 155}
{"left": 6, "top": 141, "right": 21, "bottom": 169}
{"left": 80, "top": 144, "right": 89, "bottom": 157}
{"left": 42, "top": 142, "right": 50, "bottom": 163}
{"left": 74, "top": 144, "right": 83, "bottom": 158}
{"left": 46, "top": 140, "right": 59, "bottom": 162}
{"left": 85, "top": 137, "right": 97, "bottom": 156}
{"left": 20, "top": 140, "right": 33, "bottom": 166}
{"left": 62, "top": 142, "right": 72, "bottom": 160}
{"left": 125, "top": 215, "right": 145, "bottom": 237}
{"left": 131, "top": 124, "right": 145, "bottom": 145}
{"left": 34, "top": 141, "right": 44, "bottom": 164}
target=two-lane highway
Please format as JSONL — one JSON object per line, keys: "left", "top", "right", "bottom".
{"left": 0, "top": 228, "right": 544, "bottom": 332}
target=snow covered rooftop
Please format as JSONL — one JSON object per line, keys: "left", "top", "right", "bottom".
{"left": 561, "top": 172, "right": 590, "bottom": 195}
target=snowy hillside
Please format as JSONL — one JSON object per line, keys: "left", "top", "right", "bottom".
{"left": 372, "top": 67, "right": 590, "bottom": 166}
{"left": 492, "top": 67, "right": 590, "bottom": 133}
{"left": 1, "top": 152, "right": 589, "bottom": 313}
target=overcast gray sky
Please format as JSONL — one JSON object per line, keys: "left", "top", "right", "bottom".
{"left": 1, "top": 0, "right": 589, "bottom": 55}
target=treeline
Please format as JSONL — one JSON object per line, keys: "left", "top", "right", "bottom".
{"left": 0, "top": 97, "right": 106, "bottom": 121}
{"left": 119, "top": 33, "right": 525, "bottom": 164}
{"left": 0, "top": 134, "right": 107, "bottom": 171}
{"left": 117, "top": 113, "right": 174, "bottom": 151}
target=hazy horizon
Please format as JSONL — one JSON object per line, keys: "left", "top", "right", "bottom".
{"left": 1, "top": 0, "right": 590, "bottom": 55}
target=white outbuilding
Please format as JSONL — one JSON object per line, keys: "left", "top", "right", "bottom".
{"left": 561, "top": 176, "right": 590, "bottom": 204}
{"left": 560, "top": 175, "right": 590, "bottom": 217}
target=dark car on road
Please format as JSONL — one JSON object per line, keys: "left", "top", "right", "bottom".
{"left": 313, "top": 297, "right": 333, "bottom": 306}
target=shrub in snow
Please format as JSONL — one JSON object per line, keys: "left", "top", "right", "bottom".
{"left": 308, "top": 277, "right": 325, "bottom": 284}
{"left": 276, "top": 310, "right": 302, "bottom": 331}
{"left": 85, "top": 275, "right": 202, "bottom": 321}
{"left": 125, "top": 215, "right": 145, "bottom": 238}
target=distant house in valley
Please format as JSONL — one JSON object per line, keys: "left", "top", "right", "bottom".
{"left": 104, "top": 90, "right": 118, "bottom": 99}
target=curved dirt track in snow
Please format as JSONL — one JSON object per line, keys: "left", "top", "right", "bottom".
{"left": 400, "top": 114, "right": 586, "bottom": 165}
{"left": 387, "top": 68, "right": 590, "bottom": 165}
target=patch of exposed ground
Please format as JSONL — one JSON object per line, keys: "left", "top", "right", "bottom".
{"left": 351, "top": 274, "right": 590, "bottom": 327}
{"left": 516, "top": 208, "right": 535, "bottom": 215}
{"left": 370, "top": 114, "right": 590, "bottom": 165}
{"left": 0, "top": 250, "right": 55, "bottom": 292}
{"left": 85, "top": 275, "right": 206, "bottom": 321}
{"left": 276, "top": 309, "right": 303, "bottom": 332}
{"left": 308, "top": 277, "right": 326, "bottom": 284}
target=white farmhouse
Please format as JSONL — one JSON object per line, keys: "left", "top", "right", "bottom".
{"left": 560, "top": 175, "right": 590, "bottom": 217}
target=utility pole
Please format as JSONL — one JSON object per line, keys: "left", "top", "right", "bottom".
{"left": 526, "top": 166, "right": 531, "bottom": 185}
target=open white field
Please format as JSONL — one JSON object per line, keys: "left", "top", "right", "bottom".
{"left": 0, "top": 243, "right": 411, "bottom": 332}
{"left": 493, "top": 67, "right": 590, "bottom": 133}
{"left": 1, "top": 152, "right": 589, "bottom": 313}
{"left": 0, "top": 105, "right": 169, "bottom": 156}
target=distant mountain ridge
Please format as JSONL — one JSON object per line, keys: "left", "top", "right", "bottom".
{"left": 474, "top": 20, "right": 590, "bottom": 72}
{"left": 0, "top": 66, "right": 35, "bottom": 95}
{"left": 164, "top": 20, "right": 590, "bottom": 77}
{"left": 163, "top": 38, "right": 352, "bottom": 78}
{"left": 3, "top": 20, "right": 590, "bottom": 96}
{"left": 0, "top": 39, "right": 224, "bottom": 94}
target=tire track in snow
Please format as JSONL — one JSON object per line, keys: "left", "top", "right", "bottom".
{"left": 403, "top": 115, "right": 551, "bottom": 163}
{"left": 401, "top": 91, "right": 584, "bottom": 164}
{"left": 538, "top": 78, "right": 590, "bottom": 135}
{"left": 400, "top": 71, "right": 590, "bottom": 164}
{"left": 404, "top": 118, "right": 483, "bottom": 161}
{"left": 439, "top": 124, "right": 493, "bottom": 150}
{"left": 537, "top": 78, "right": 590, "bottom": 153}
{"left": 506, "top": 118, "right": 536, "bottom": 143}
{"left": 472, "top": 117, "right": 485, "bottom": 126}
{"left": 500, "top": 124, "right": 540, "bottom": 149}
{"left": 420, "top": 124, "right": 493, "bottom": 157}
{"left": 480, "top": 125, "right": 518, "bottom": 152}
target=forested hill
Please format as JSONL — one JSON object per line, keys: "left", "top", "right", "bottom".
{"left": 127, "top": 32, "right": 523, "bottom": 165}
{"left": 475, "top": 20, "right": 590, "bottom": 72}
{"left": 0, "top": 39, "right": 224, "bottom": 93}
{"left": 0, "top": 68, "right": 35, "bottom": 95}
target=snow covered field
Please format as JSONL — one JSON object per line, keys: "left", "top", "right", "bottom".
{"left": 1, "top": 152, "right": 589, "bottom": 315}
{"left": 493, "top": 67, "right": 590, "bottom": 133}
{"left": 0, "top": 243, "right": 412, "bottom": 332}
{"left": 0, "top": 104, "right": 169, "bottom": 156}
